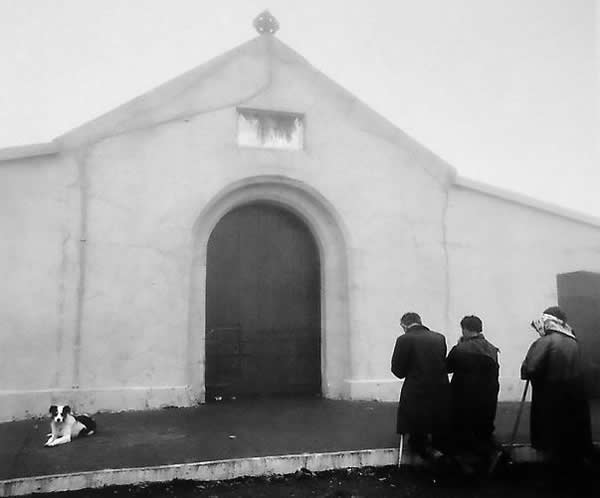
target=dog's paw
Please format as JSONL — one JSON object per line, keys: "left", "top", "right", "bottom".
{"left": 45, "top": 435, "right": 57, "bottom": 447}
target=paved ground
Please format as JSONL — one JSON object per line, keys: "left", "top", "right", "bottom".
{"left": 0, "top": 398, "right": 598, "bottom": 481}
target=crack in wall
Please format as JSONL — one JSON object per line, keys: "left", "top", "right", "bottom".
{"left": 72, "top": 147, "right": 91, "bottom": 389}
{"left": 442, "top": 190, "right": 451, "bottom": 331}
{"left": 70, "top": 46, "right": 274, "bottom": 151}
{"left": 54, "top": 230, "right": 71, "bottom": 388}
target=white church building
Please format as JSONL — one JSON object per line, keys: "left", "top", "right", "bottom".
{"left": 2, "top": 12, "right": 599, "bottom": 421}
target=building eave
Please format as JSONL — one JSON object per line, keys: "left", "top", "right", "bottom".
{"left": 0, "top": 142, "right": 60, "bottom": 163}
{"left": 455, "top": 176, "right": 600, "bottom": 229}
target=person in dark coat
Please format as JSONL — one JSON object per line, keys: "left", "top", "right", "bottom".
{"left": 447, "top": 315, "right": 501, "bottom": 471}
{"left": 391, "top": 312, "right": 450, "bottom": 460}
{"left": 521, "top": 306, "right": 592, "bottom": 466}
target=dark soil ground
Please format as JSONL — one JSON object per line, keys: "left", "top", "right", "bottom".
{"left": 19, "top": 463, "right": 600, "bottom": 498}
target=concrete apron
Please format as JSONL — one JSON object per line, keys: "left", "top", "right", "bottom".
{"left": 0, "top": 445, "right": 542, "bottom": 497}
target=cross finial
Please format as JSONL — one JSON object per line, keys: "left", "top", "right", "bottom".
{"left": 253, "top": 10, "right": 279, "bottom": 35}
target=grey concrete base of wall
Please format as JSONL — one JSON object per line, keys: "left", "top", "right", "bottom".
{"left": 0, "top": 386, "right": 192, "bottom": 422}
{"left": 0, "top": 446, "right": 542, "bottom": 497}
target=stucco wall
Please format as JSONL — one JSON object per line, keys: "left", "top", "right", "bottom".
{"left": 62, "top": 37, "right": 451, "bottom": 416}
{"left": 0, "top": 153, "right": 80, "bottom": 419}
{"left": 446, "top": 184, "right": 600, "bottom": 400}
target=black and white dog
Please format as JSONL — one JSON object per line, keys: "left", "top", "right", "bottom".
{"left": 45, "top": 405, "right": 96, "bottom": 447}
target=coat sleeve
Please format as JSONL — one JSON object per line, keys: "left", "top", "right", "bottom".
{"left": 446, "top": 345, "right": 457, "bottom": 373}
{"left": 391, "top": 336, "right": 410, "bottom": 379}
{"left": 520, "top": 338, "right": 549, "bottom": 381}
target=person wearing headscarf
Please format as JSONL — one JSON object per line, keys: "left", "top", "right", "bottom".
{"left": 521, "top": 306, "right": 592, "bottom": 465}
{"left": 447, "top": 315, "right": 500, "bottom": 470}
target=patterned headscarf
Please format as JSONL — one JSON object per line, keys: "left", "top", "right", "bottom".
{"left": 530, "top": 313, "right": 576, "bottom": 339}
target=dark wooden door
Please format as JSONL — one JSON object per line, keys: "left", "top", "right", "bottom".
{"left": 557, "top": 271, "right": 600, "bottom": 398}
{"left": 206, "top": 203, "right": 321, "bottom": 399}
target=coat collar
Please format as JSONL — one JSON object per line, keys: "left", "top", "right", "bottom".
{"left": 405, "top": 324, "right": 430, "bottom": 333}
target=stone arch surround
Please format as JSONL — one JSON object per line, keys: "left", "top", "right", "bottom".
{"left": 187, "top": 175, "right": 352, "bottom": 402}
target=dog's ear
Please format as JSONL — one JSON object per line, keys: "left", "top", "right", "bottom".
{"left": 49, "top": 405, "right": 57, "bottom": 415}
{"left": 63, "top": 405, "right": 71, "bottom": 415}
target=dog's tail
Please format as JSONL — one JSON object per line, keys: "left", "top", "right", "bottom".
{"left": 75, "top": 414, "right": 97, "bottom": 436}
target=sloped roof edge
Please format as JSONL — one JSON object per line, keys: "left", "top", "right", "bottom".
{"left": 49, "top": 33, "right": 455, "bottom": 186}
{"left": 455, "top": 176, "right": 600, "bottom": 229}
{"left": 266, "top": 37, "right": 457, "bottom": 186}
{"left": 4, "top": 34, "right": 456, "bottom": 186}
{"left": 54, "top": 35, "right": 269, "bottom": 148}
{"left": 0, "top": 142, "right": 59, "bottom": 163}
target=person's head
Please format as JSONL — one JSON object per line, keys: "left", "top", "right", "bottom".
{"left": 530, "top": 306, "right": 571, "bottom": 337}
{"left": 460, "top": 315, "right": 483, "bottom": 338}
{"left": 400, "top": 312, "right": 422, "bottom": 331}
{"left": 543, "top": 306, "right": 567, "bottom": 323}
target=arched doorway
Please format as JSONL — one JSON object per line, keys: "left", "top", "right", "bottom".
{"left": 205, "top": 202, "right": 321, "bottom": 399}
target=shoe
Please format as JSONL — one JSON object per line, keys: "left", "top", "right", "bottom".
{"left": 431, "top": 449, "right": 444, "bottom": 461}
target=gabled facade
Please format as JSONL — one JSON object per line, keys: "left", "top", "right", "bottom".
{"left": 1, "top": 24, "right": 599, "bottom": 421}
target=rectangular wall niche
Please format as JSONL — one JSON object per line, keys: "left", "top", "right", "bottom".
{"left": 237, "top": 108, "right": 304, "bottom": 150}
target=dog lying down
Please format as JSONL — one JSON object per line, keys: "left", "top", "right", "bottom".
{"left": 45, "top": 405, "right": 96, "bottom": 447}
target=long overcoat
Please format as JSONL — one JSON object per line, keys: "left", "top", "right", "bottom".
{"left": 446, "top": 334, "right": 499, "bottom": 444}
{"left": 521, "top": 332, "right": 592, "bottom": 455}
{"left": 391, "top": 325, "right": 450, "bottom": 435}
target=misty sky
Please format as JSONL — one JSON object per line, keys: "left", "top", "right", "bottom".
{"left": 1, "top": 1, "right": 598, "bottom": 215}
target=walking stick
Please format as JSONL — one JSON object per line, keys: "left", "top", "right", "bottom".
{"left": 510, "top": 379, "right": 530, "bottom": 445}
{"left": 397, "top": 434, "right": 404, "bottom": 467}
{"left": 486, "top": 380, "right": 530, "bottom": 475}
